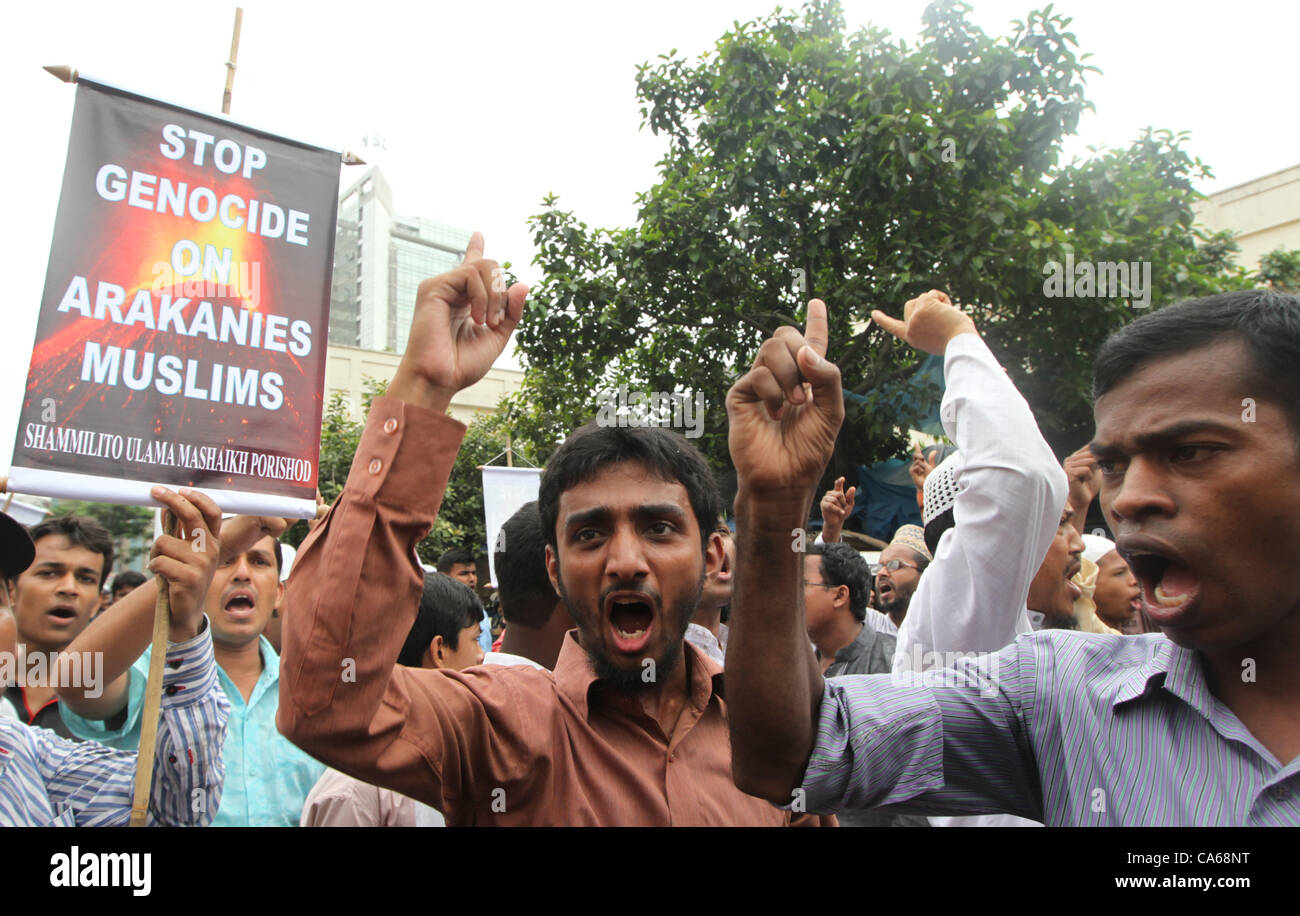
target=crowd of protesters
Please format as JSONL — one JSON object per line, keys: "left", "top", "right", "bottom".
{"left": 0, "top": 232, "right": 1296, "bottom": 826}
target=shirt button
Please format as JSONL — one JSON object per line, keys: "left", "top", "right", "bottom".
{"left": 368, "top": 458, "right": 382, "bottom": 475}
{"left": 1270, "top": 785, "right": 1292, "bottom": 801}
{"left": 165, "top": 684, "right": 179, "bottom": 696}
{"left": 383, "top": 418, "right": 398, "bottom": 434}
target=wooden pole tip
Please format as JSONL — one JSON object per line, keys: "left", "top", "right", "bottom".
{"left": 43, "top": 65, "right": 78, "bottom": 83}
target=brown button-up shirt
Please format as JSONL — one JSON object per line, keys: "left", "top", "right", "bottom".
{"left": 279, "top": 396, "right": 828, "bottom": 826}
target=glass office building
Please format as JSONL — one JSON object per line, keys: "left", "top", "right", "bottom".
{"left": 329, "top": 168, "right": 471, "bottom": 352}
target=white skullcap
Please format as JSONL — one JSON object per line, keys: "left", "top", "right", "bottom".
{"left": 922, "top": 452, "right": 962, "bottom": 526}
{"left": 278, "top": 542, "right": 296, "bottom": 582}
{"left": 1081, "top": 534, "right": 1116, "bottom": 566}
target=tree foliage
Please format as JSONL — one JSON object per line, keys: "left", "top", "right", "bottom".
{"left": 287, "top": 376, "right": 519, "bottom": 564}
{"left": 508, "top": 0, "right": 1275, "bottom": 480}
{"left": 416, "top": 409, "right": 522, "bottom": 565}
{"left": 46, "top": 499, "right": 155, "bottom": 570}
{"left": 1258, "top": 246, "right": 1300, "bottom": 292}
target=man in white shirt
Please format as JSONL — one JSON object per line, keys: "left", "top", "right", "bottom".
{"left": 879, "top": 290, "right": 1071, "bottom": 827}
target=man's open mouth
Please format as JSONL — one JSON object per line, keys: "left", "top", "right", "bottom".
{"left": 605, "top": 592, "right": 655, "bottom": 654}
{"left": 716, "top": 550, "right": 732, "bottom": 583}
{"left": 47, "top": 606, "right": 77, "bottom": 622}
{"left": 223, "top": 592, "right": 257, "bottom": 620}
{"left": 1118, "top": 538, "right": 1202, "bottom": 624}
{"left": 1064, "top": 558, "right": 1083, "bottom": 600}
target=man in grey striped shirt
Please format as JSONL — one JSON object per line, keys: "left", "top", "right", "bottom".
{"left": 0, "top": 490, "right": 229, "bottom": 826}
{"left": 724, "top": 290, "right": 1300, "bottom": 826}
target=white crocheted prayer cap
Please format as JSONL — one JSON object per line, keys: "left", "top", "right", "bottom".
{"left": 922, "top": 451, "right": 962, "bottom": 526}
{"left": 1081, "top": 534, "right": 1117, "bottom": 566}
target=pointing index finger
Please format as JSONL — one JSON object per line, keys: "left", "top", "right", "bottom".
{"left": 461, "top": 230, "right": 485, "bottom": 266}
{"left": 804, "top": 299, "right": 828, "bottom": 357}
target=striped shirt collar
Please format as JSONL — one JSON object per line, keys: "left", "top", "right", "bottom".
{"left": 1112, "top": 635, "right": 1188, "bottom": 708}
{"left": 1110, "top": 637, "right": 1281, "bottom": 762}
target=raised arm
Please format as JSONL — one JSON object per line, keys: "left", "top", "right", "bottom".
{"left": 817, "top": 477, "right": 855, "bottom": 544}
{"left": 1062, "top": 445, "right": 1102, "bottom": 535}
{"left": 875, "top": 292, "right": 1068, "bottom": 670}
{"left": 277, "top": 233, "right": 529, "bottom": 810}
{"left": 725, "top": 299, "right": 844, "bottom": 803}
{"left": 56, "top": 495, "right": 284, "bottom": 721}
{"left": 31, "top": 620, "right": 230, "bottom": 826}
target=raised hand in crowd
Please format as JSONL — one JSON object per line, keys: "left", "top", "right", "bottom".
{"left": 727, "top": 299, "right": 843, "bottom": 496}
{"left": 145, "top": 489, "right": 225, "bottom": 641}
{"left": 57, "top": 497, "right": 275, "bottom": 719}
{"left": 908, "top": 446, "right": 931, "bottom": 490}
{"left": 388, "top": 231, "right": 529, "bottom": 412}
{"left": 220, "top": 512, "right": 291, "bottom": 559}
{"left": 871, "top": 288, "right": 977, "bottom": 355}
{"left": 726, "top": 298, "right": 844, "bottom": 800}
{"left": 819, "top": 477, "right": 856, "bottom": 543}
{"left": 1062, "top": 445, "right": 1103, "bottom": 534}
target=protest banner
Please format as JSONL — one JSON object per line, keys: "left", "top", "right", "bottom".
{"left": 9, "top": 77, "right": 340, "bottom": 518}
{"left": 482, "top": 466, "right": 542, "bottom": 587}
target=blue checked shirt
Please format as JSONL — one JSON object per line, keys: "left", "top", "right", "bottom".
{"left": 803, "top": 630, "right": 1300, "bottom": 826}
{"left": 0, "top": 622, "right": 229, "bottom": 826}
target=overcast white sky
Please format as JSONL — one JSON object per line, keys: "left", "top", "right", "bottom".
{"left": 2, "top": 0, "right": 1297, "bottom": 470}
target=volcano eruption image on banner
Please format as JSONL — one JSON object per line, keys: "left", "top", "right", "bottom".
{"left": 10, "top": 78, "right": 339, "bottom": 517}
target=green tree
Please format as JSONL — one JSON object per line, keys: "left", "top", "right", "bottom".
{"left": 285, "top": 377, "right": 386, "bottom": 550}
{"left": 415, "top": 410, "right": 524, "bottom": 566}
{"left": 510, "top": 0, "right": 1259, "bottom": 480}
{"left": 1257, "top": 247, "right": 1300, "bottom": 292}
{"left": 45, "top": 499, "right": 155, "bottom": 571}
{"left": 287, "top": 376, "right": 523, "bottom": 565}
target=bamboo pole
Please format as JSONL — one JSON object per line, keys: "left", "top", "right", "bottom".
{"left": 129, "top": 510, "right": 176, "bottom": 827}
{"left": 221, "top": 7, "right": 243, "bottom": 115}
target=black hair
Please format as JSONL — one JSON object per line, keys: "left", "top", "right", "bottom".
{"left": 436, "top": 547, "right": 475, "bottom": 573}
{"left": 1093, "top": 290, "right": 1300, "bottom": 440}
{"left": 27, "top": 516, "right": 114, "bottom": 586}
{"left": 111, "top": 570, "right": 147, "bottom": 593}
{"left": 398, "top": 572, "right": 484, "bottom": 666}
{"left": 494, "top": 501, "right": 557, "bottom": 629}
{"left": 923, "top": 507, "right": 955, "bottom": 557}
{"left": 807, "top": 542, "right": 871, "bottom": 622}
{"left": 538, "top": 421, "right": 724, "bottom": 553}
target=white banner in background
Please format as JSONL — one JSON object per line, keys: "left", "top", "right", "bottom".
{"left": 481, "top": 466, "right": 542, "bottom": 589}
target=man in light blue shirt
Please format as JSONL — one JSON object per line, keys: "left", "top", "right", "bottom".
{"left": 722, "top": 290, "right": 1300, "bottom": 826}
{"left": 61, "top": 511, "right": 323, "bottom": 826}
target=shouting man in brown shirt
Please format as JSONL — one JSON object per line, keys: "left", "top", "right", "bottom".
{"left": 278, "top": 233, "right": 828, "bottom": 826}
